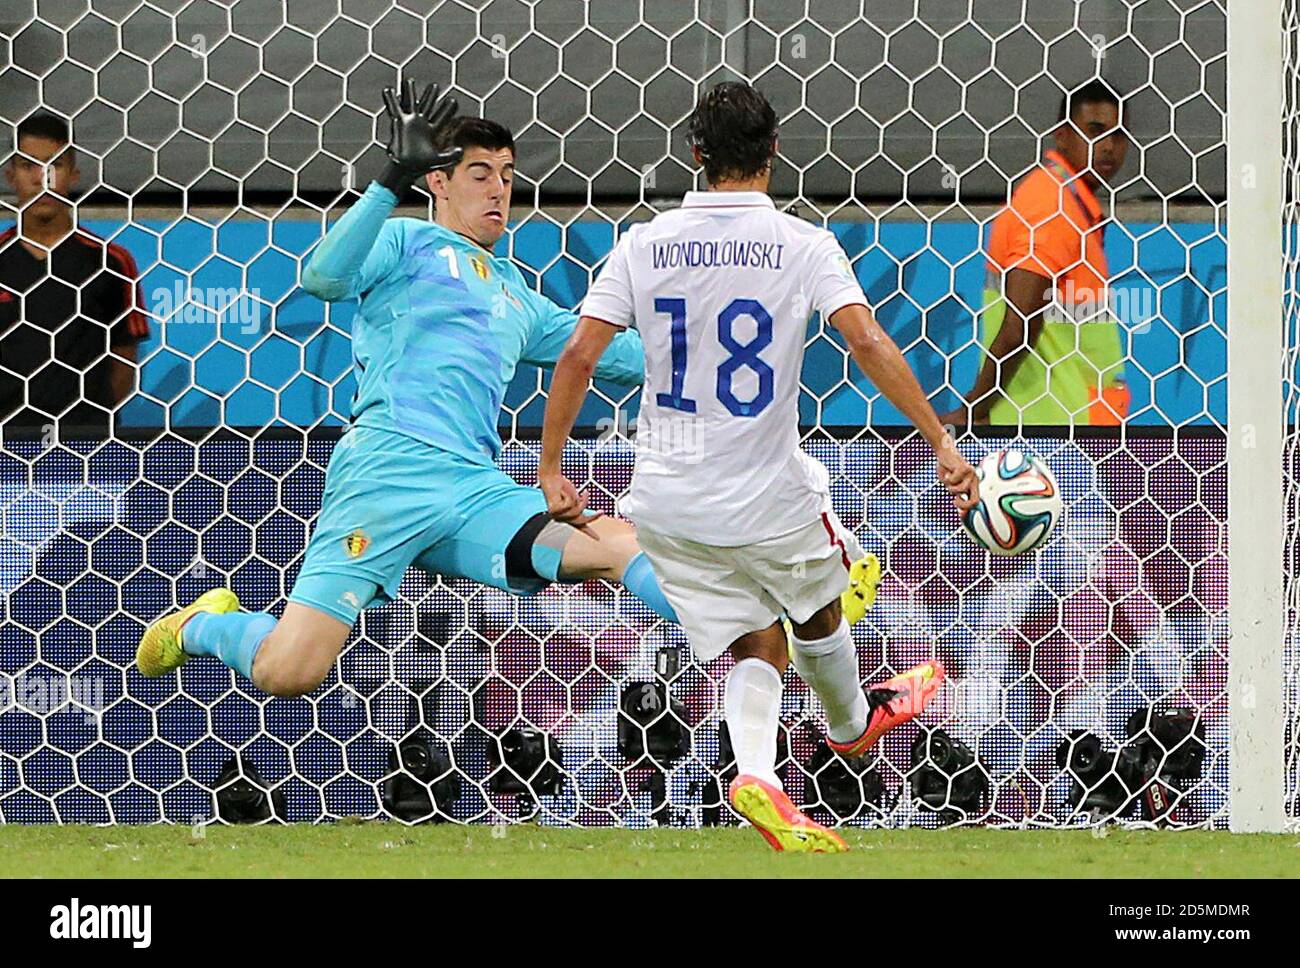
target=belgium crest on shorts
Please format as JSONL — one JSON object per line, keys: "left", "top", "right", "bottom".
{"left": 343, "top": 529, "right": 369, "bottom": 558}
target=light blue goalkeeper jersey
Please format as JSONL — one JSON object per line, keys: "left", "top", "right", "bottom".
{"left": 302, "top": 181, "right": 644, "bottom": 464}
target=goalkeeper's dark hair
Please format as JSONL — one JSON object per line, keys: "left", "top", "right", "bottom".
{"left": 687, "top": 81, "right": 778, "bottom": 184}
{"left": 14, "top": 111, "right": 74, "bottom": 156}
{"left": 1058, "top": 79, "right": 1122, "bottom": 125}
{"left": 434, "top": 117, "right": 515, "bottom": 172}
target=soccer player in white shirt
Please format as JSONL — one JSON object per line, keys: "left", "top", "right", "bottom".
{"left": 539, "top": 82, "right": 979, "bottom": 852}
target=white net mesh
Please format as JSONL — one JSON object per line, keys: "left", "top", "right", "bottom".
{"left": 0, "top": 0, "right": 1257, "bottom": 827}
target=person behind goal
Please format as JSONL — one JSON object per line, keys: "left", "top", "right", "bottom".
{"left": 539, "top": 82, "right": 979, "bottom": 852}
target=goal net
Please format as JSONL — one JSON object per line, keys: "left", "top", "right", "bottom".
{"left": 0, "top": 0, "right": 1289, "bottom": 830}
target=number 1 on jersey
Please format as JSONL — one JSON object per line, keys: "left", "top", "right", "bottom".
{"left": 654, "top": 297, "right": 697, "bottom": 413}
{"left": 437, "top": 245, "right": 460, "bottom": 279}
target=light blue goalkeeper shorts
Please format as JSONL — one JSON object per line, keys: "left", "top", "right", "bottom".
{"left": 290, "top": 426, "right": 556, "bottom": 625}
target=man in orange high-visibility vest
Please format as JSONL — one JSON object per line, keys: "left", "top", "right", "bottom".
{"left": 944, "top": 79, "right": 1131, "bottom": 428}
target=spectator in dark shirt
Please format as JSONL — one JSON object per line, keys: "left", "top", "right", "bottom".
{"left": 0, "top": 112, "right": 149, "bottom": 435}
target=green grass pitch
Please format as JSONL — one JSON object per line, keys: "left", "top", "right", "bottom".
{"left": 2, "top": 824, "right": 1298, "bottom": 878}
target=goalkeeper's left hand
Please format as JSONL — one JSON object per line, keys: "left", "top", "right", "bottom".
{"left": 377, "top": 78, "right": 462, "bottom": 197}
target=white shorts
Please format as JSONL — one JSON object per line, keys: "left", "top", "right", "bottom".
{"left": 636, "top": 511, "right": 864, "bottom": 662}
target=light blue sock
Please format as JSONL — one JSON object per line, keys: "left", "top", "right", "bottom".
{"left": 183, "top": 612, "right": 276, "bottom": 680}
{"left": 621, "top": 552, "right": 679, "bottom": 624}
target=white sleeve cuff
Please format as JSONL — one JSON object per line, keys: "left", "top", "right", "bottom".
{"left": 818, "top": 285, "right": 870, "bottom": 320}
{"left": 578, "top": 296, "right": 633, "bottom": 329}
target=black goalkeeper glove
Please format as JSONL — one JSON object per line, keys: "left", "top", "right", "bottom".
{"left": 377, "top": 78, "right": 462, "bottom": 198}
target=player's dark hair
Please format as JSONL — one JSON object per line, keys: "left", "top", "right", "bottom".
{"left": 435, "top": 117, "right": 515, "bottom": 173}
{"left": 687, "top": 81, "right": 778, "bottom": 185}
{"left": 14, "top": 111, "right": 74, "bottom": 158}
{"left": 1058, "top": 79, "right": 1122, "bottom": 125}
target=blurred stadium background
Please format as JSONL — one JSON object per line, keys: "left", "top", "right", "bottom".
{"left": 0, "top": 1, "right": 1293, "bottom": 835}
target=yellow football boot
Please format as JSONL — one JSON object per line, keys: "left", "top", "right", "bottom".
{"left": 841, "top": 552, "right": 881, "bottom": 626}
{"left": 729, "top": 774, "right": 848, "bottom": 853}
{"left": 135, "top": 588, "right": 240, "bottom": 677}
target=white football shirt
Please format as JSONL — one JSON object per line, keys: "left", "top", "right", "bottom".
{"left": 580, "top": 190, "right": 869, "bottom": 546}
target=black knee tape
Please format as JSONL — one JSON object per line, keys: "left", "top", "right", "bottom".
{"left": 505, "top": 511, "right": 552, "bottom": 582}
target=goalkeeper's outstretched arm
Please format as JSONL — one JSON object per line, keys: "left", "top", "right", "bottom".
{"left": 521, "top": 298, "right": 645, "bottom": 386}
{"left": 302, "top": 79, "right": 462, "bottom": 302}
{"left": 301, "top": 184, "right": 405, "bottom": 302}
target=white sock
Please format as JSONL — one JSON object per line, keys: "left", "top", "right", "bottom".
{"left": 790, "top": 619, "right": 868, "bottom": 744}
{"left": 724, "top": 657, "right": 784, "bottom": 787}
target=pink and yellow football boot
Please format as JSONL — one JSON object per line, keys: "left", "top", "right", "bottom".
{"left": 728, "top": 774, "right": 848, "bottom": 853}
{"left": 828, "top": 659, "right": 946, "bottom": 759}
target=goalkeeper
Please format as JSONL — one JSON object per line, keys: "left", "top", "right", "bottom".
{"left": 135, "top": 80, "right": 878, "bottom": 696}
{"left": 134, "top": 81, "right": 678, "bottom": 694}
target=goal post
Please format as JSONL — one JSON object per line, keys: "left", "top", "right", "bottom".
{"left": 1228, "top": 0, "right": 1288, "bottom": 833}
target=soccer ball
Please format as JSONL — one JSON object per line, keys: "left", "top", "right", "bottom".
{"left": 961, "top": 449, "right": 1062, "bottom": 556}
